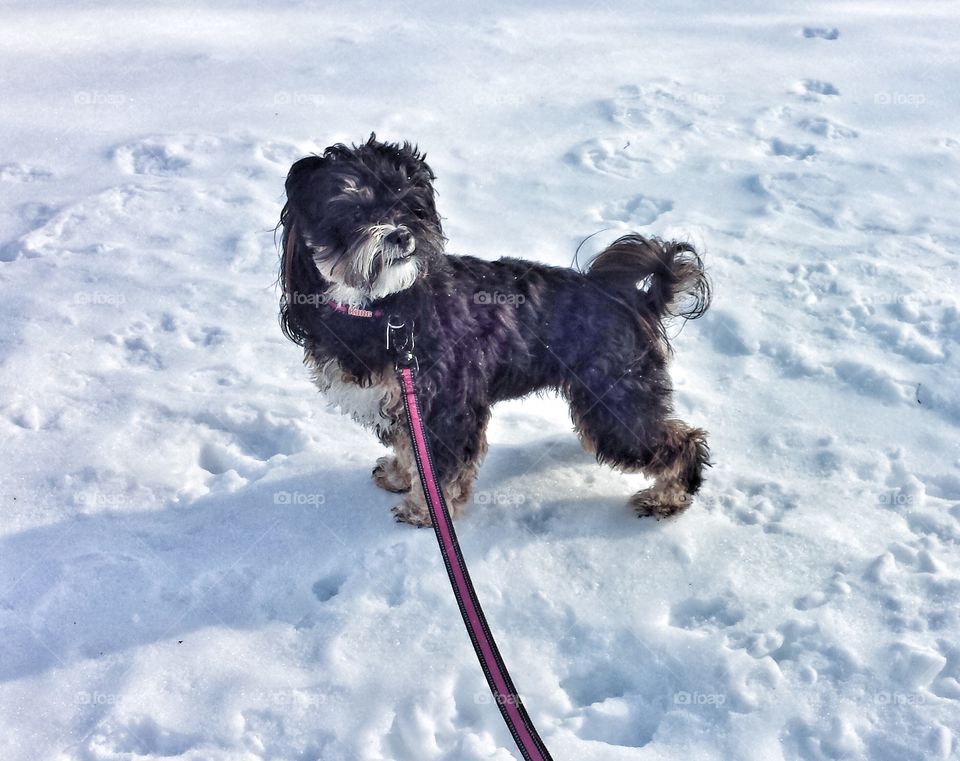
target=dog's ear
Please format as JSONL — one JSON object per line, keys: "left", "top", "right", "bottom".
{"left": 284, "top": 155, "right": 325, "bottom": 203}
{"left": 279, "top": 155, "right": 326, "bottom": 346}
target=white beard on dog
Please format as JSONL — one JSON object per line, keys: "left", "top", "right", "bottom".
{"left": 309, "top": 229, "right": 420, "bottom": 308}
{"left": 324, "top": 257, "right": 419, "bottom": 307}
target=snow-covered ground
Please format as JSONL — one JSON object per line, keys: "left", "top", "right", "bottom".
{"left": 1, "top": 2, "right": 959, "bottom": 759}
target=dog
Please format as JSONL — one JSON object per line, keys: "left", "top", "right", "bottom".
{"left": 278, "top": 134, "right": 711, "bottom": 526}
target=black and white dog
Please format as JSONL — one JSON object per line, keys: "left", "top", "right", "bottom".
{"left": 279, "top": 134, "right": 711, "bottom": 526}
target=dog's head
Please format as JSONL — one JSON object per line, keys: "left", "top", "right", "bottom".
{"left": 280, "top": 135, "right": 444, "bottom": 329}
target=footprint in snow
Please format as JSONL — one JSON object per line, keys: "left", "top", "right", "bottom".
{"left": 113, "top": 134, "right": 222, "bottom": 177}
{"left": 766, "top": 619, "right": 860, "bottom": 681}
{"left": 72, "top": 715, "right": 200, "bottom": 758}
{"left": 5, "top": 184, "right": 156, "bottom": 261}
{"left": 802, "top": 27, "right": 840, "bottom": 40}
{"left": 255, "top": 139, "right": 306, "bottom": 166}
{"left": 767, "top": 137, "right": 817, "bottom": 160}
{"left": 670, "top": 595, "right": 745, "bottom": 630}
{"left": 594, "top": 193, "right": 674, "bottom": 227}
{"left": 700, "top": 477, "right": 798, "bottom": 533}
{"left": 0, "top": 163, "right": 53, "bottom": 183}
{"left": 702, "top": 308, "right": 759, "bottom": 357}
{"left": 566, "top": 137, "right": 659, "bottom": 179}
{"left": 831, "top": 360, "right": 906, "bottom": 405}
{"left": 748, "top": 171, "right": 846, "bottom": 227}
{"left": 792, "top": 79, "right": 840, "bottom": 100}
{"left": 601, "top": 81, "right": 718, "bottom": 131}
{"left": 114, "top": 140, "right": 192, "bottom": 176}
{"left": 312, "top": 571, "right": 346, "bottom": 603}
{"left": 559, "top": 647, "right": 667, "bottom": 748}
{"left": 110, "top": 334, "right": 164, "bottom": 370}
{"left": 570, "top": 81, "right": 730, "bottom": 179}
{"left": 794, "top": 569, "right": 851, "bottom": 611}
{"left": 797, "top": 116, "right": 858, "bottom": 139}
{"left": 781, "top": 716, "right": 864, "bottom": 759}
{"left": 191, "top": 406, "right": 309, "bottom": 463}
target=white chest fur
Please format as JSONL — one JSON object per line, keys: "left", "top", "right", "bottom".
{"left": 309, "top": 358, "right": 400, "bottom": 437}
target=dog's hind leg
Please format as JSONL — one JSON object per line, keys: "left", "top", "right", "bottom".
{"left": 567, "top": 361, "right": 709, "bottom": 519}
{"left": 628, "top": 421, "right": 709, "bottom": 518}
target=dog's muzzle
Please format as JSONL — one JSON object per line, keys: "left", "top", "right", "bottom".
{"left": 384, "top": 226, "right": 416, "bottom": 260}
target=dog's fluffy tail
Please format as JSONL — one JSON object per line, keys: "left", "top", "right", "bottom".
{"left": 585, "top": 234, "right": 711, "bottom": 324}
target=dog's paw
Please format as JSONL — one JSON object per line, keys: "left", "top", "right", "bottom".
{"left": 372, "top": 456, "right": 412, "bottom": 493}
{"left": 391, "top": 500, "right": 433, "bottom": 527}
{"left": 631, "top": 488, "right": 694, "bottom": 520}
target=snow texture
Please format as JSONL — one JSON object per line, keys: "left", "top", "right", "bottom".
{"left": 1, "top": 2, "right": 959, "bottom": 760}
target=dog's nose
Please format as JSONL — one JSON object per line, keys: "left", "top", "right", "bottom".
{"left": 386, "top": 228, "right": 412, "bottom": 249}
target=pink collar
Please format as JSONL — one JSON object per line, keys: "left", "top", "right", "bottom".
{"left": 328, "top": 301, "right": 384, "bottom": 319}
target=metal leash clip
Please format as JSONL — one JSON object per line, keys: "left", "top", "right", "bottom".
{"left": 386, "top": 315, "right": 418, "bottom": 371}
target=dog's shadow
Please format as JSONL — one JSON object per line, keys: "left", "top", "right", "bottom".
{"left": 0, "top": 465, "right": 396, "bottom": 684}
{"left": 483, "top": 435, "right": 589, "bottom": 475}
{"left": 0, "top": 435, "right": 665, "bottom": 685}
{"left": 471, "top": 434, "right": 668, "bottom": 540}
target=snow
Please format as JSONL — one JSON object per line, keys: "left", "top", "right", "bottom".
{"left": 1, "top": 1, "right": 959, "bottom": 759}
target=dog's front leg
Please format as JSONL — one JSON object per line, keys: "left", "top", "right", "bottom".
{"left": 370, "top": 375, "right": 414, "bottom": 494}
{"left": 390, "top": 406, "right": 489, "bottom": 527}
{"left": 371, "top": 448, "right": 416, "bottom": 494}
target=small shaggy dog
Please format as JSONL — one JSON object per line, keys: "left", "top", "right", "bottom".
{"left": 279, "top": 134, "right": 711, "bottom": 526}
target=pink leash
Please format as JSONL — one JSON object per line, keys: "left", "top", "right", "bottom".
{"left": 388, "top": 317, "right": 554, "bottom": 761}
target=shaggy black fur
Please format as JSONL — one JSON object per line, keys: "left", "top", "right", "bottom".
{"left": 279, "top": 134, "right": 712, "bottom": 525}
